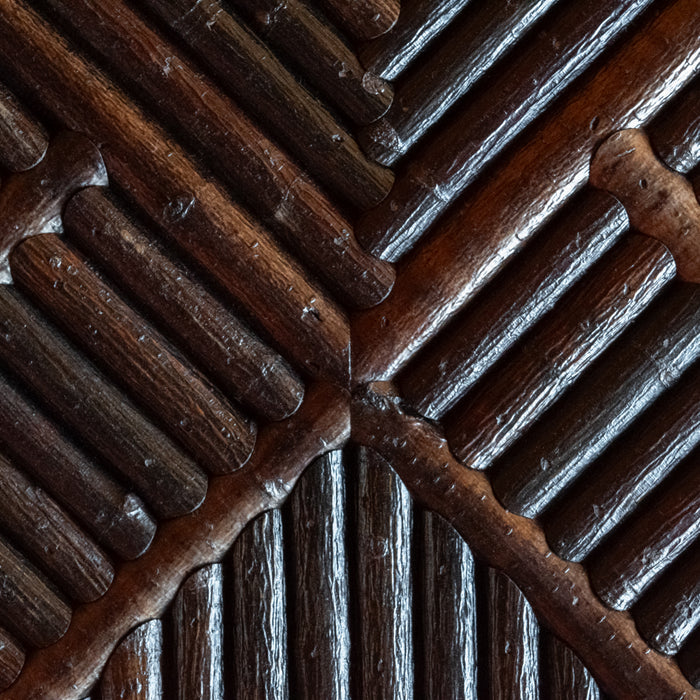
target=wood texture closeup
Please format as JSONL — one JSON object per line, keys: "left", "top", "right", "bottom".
{"left": 0, "top": 81, "right": 47, "bottom": 172}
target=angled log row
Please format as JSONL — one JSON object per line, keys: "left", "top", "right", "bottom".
{"left": 0, "top": 80, "right": 47, "bottom": 173}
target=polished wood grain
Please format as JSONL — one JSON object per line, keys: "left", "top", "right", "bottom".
{"left": 173, "top": 565, "right": 224, "bottom": 700}
{"left": 42, "top": 0, "right": 394, "bottom": 309}
{"left": 487, "top": 569, "right": 539, "bottom": 699}
{"left": 445, "top": 232, "right": 673, "bottom": 470}
{"left": 359, "top": 0, "right": 558, "bottom": 166}
{"left": 101, "top": 621, "right": 163, "bottom": 700}
{"left": 0, "top": 453, "right": 114, "bottom": 604}
{"left": 544, "top": 359, "right": 700, "bottom": 562}
{"left": 315, "top": 0, "right": 399, "bottom": 40}
{"left": 233, "top": 0, "right": 393, "bottom": 124}
{"left": 353, "top": 0, "right": 700, "bottom": 382}
{"left": 0, "top": 630, "right": 22, "bottom": 692}
{"left": 0, "top": 0, "right": 350, "bottom": 383}
{"left": 351, "top": 383, "right": 696, "bottom": 699}
{"left": 0, "top": 287, "right": 207, "bottom": 520}
{"left": 0, "top": 369, "right": 156, "bottom": 561}
{"left": 141, "top": 0, "right": 393, "bottom": 210}
{"left": 0, "top": 537, "right": 70, "bottom": 649}
{"left": 0, "top": 81, "right": 46, "bottom": 173}
{"left": 286, "top": 452, "right": 350, "bottom": 699}
{"left": 65, "top": 189, "right": 304, "bottom": 422}
{"left": 421, "top": 511, "right": 477, "bottom": 699}
{"left": 358, "top": 0, "right": 471, "bottom": 81}
{"left": 591, "top": 128, "right": 700, "bottom": 281}
{"left": 492, "top": 280, "right": 700, "bottom": 518}
{"left": 353, "top": 447, "right": 414, "bottom": 699}
{"left": 0, "top": 130, "right": 106, "bottom": 284}
{"left": 3, "top": 381, "right": 348, "bottom": 700}
{"left": 541, "top": 629, "right": 601, "bottom": 700}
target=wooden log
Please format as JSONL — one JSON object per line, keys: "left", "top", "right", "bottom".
{"left": 487, "top": 569, "right": 539, "bottom": 699}
{"left": 351, "top": 383, "right": 696, "bottom": 699}
{"left": 491, "top": 280, "right": 700, "bottom": 518}
{"left": 421, "top": 511, "right": 477, "bottom": 699}
{"left": 677, "top": 626, "right": 700, "bottom": 688}
{"left": 633, "top": 541, "right": 700, "bottom": 655}
{"left": 0, "top": 0, "right": 350, "bottom": 383}
{"left": 0, "top": 381, "right": 348, "bottom": 700}
{"left": 42, "top": 0, "right": 393, "bottom": 310}
{"left": 591, "top": 129, "right": 700, "bottom": 282}
{"left": 101, "top": 620, "right": 163, "bottom": 700}
{"left": 0, "top": 81, "right": 47, "bottom": 172}
{"left": 0, "top": 286, "right": 207, "bottom": 520}
{"left": 540, "top": 629, "right": 601, "bottom": 700}
{"left": 231, "top": 510, "right": 288, "bottom": 699}
{"left": 140, "top": 0, "right": 393, "bottom": 210}
{"left": 286, "top": 451, "right": 350, "bottom": 699}
{"left": 314, "top": 0, "right": 399, "bottom": 40}
{"left": 588, "top": 454, "right": 700, "bottom": 611}
{"left": 358, "top": 0, "right": 472, "bottom": 81}
{"left": 353, "top": 447, "right": 414, "bottom": 699}
{"left": 65, "top": 189, "right": 304, "bottom": 422}
{"left": 359, "top": 0, "right": 558, "bottom": 166}
{"left": 233, "top": 0, "right": 393, "bottom": 124}
{"left": 11, "top": 233, "right": 256, "bottom": 474}
{"left": 0, "top": 130, "right": 106, "bottom": 284}
{"left": 172, "top": 565, "right": 224, "bottom": 700}
{"left": 544, "top": 360, "right": 700, "bottom": 562}
{"left": 0, "top": 629, "right": 23, "bottom": 691}
{"left": 398, "top": 80, "right": 700, "bottom": 419}
{"left": 0, "top": 453, "right": 114, "bottom": 604}
{"left": 445, "top": 233, "right": 673, "bottom": 470}
{"left": 0, "top": 369, "right": 156, "bottom": 561}
{"left": 0, "top": 537, "right": 70, "bottom": 649}
{"left": 352, "top": 0, "right": 700, "bottom": 382}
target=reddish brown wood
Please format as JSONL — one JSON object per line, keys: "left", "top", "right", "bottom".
{"left": 0, "top": 287, "right": 207, "bottom": 520}
{"left": 42, "top": 0, "right": 394, "bottom": 309}
{"left": 172, "top": 565, "right": 224, "bottom": 700}
{"left": 0, "top": 81, "right": 47, "bottom": 172}
{"left": 140, "top": 0, "right": 393, "bottom": 210}
{"left": 12, "top": 233, "right": 256, "bottom": 474}
{"left": 353, "top": 0, "right": 700, "bottom": 382}
{"left": 0, "top": 0, "right": 350, "bottom": 384}
{"left": 0, "top": 130, "right": 106, "bottom": 284}
{"left": 315, "top": 0, "right": 399, "bottom": 40}
{"left": 0, "top": 369, "right": 156, "bottom": 561}
{"left": 445, "top": 233, "right": 673, "bottom": 470}
{"left": 0, "top": 630, "right": 22, "bottom": 691}
{"left": 351, "top": 383, "right": 696, "bottom": 699}
{"left": 0, "top": 453, "right": 114, "bottom": 604}
{"left": 591, "top": 128, "right": 700, "bottom": 282}
{"left": 233, "top": 0, "right": 393, "bottom": 124}
{"left": 0, "top": 537, "right": 71, "bottom": 649}
{"left": 65, "top": 189, "right": 304, "bottom": 422}
{"left": 101, "top": 620, "right": 163, "bottom": 700}
{"left": 2, "top": 381, "right": 349, "bottom": 700}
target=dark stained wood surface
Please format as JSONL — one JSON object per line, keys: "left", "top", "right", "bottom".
{"left": 314, "top": 0, "right": 399, "bottom": 41}
{"left": 678, "top": 626, "right": 700, "bottom": 688}
{"left": 541, "top": 629, "right": 601, "bottom": 700}
{"left": 0, "top": 81, "right": 47, "bottom": 173}
{"left": 0, "top": 629, "right": 23, "bottom": 692}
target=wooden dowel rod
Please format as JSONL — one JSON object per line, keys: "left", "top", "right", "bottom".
{"left": 0, "top": 0, "right": 350, "bottom": 383}
{"left": 140, "top": 0, "right": 393, "bottom": 210}
{"left": 101, "top": 620, "right": 163, "bottom": 700}
{"left": 65, "top": 189, "right": 304, "bottom": 422}
{"left": 0, "top": 287, "right": 207, "bottom": 520}
{"left": 233, "top": 0, "right": 393, "bottom": 124}
{"left": 11, "top": 233, "right": 256, "bottom": 475}
{"left": 0, "top": 369, "right": 156, "bottom": 561}
{"left": 0, "top": 629, "right": 23, "bottom": 691}
{"left": 172, "top": 565, "right": 224, "bottom": 700}
{"left": 491, "top": 280, "right": 700, "bottom": 519}
{"left": 359, "top": 0, "right": 558, "bottom": 166}
{"left": 40, "top": 0, "right": 393, "bottom": 309}
{"left": 314, "top": 0, "right": 399, "bottom": 41}
{"left": 0, "top": 537, "right": 71, "bottom": 649}
{"left": 352, "top": 0, "right": 700, "bottom": 382}
{"left": 0, "top": 80, "right": 47, "bottom": 172}
{"left": 358, "top": 0, "right": 472, "bottom": 81}
{"left": 0, "top": 453, "right": 114, "bottom": 604}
